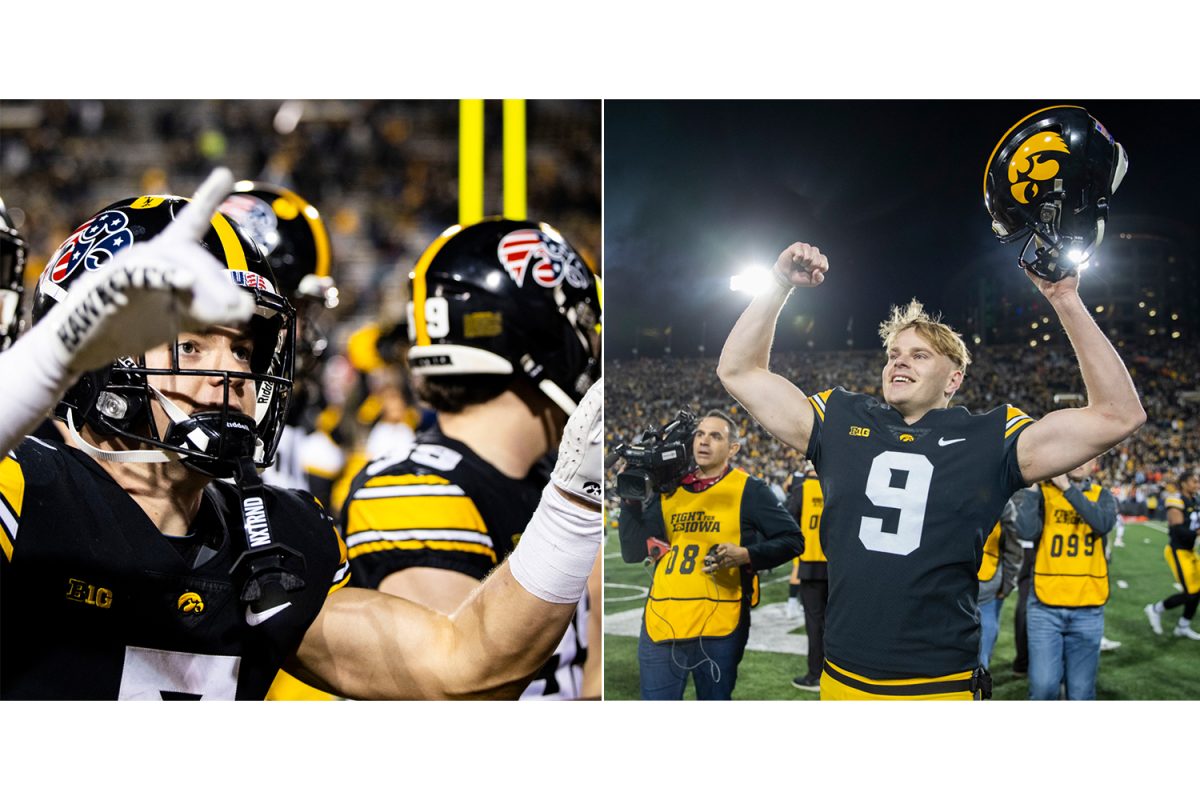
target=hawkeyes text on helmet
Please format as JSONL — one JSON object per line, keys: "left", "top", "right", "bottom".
{"left": 32, "top": 195, "right": 297, "bottom": 478}
{"left": 983, "top": 105, "right": 1128, "bottom": 282}
{"left": 406, "top": 218, "right": 601, "bottom": 415}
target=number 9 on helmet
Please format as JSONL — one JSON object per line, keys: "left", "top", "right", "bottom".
{"left": 406, "top": 218, "right": 601, "bottom": 415}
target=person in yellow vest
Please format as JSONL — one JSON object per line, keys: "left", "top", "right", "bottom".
{"left": 618, "top": 410, "right": 802, "bottom": 700}
{"left": 785, "top": 461, "right": 827, "bottom": 692}
{"left": 1015, "top": 457, "right": 1117, "bottom": 700}
{"left": 977, "top": 495, "right": 1024, "bottom": 670}
{"left": 1144, "top": 470, "right": 1200, "bottom": 640}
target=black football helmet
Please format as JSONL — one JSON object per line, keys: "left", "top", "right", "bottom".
{"left": 33, "top": 195, "right": 296, "bottom": 478}
{"left": 220, "top": 182, "right": 336, "bottom": 306}
{"left": 406, "top": 218, "right": 601, "bottom": 414}
{"left": 984, "top": 105, "right": 1128, "bottom": 281}
{"left": 220, "top": 181, "right": 336, "bottom": 383}
{"left": 0, "top": 196, "right": 28, "bottom": 351}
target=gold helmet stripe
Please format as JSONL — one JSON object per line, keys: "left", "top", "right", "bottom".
{"left": 274, "top": 185, "right": 332, "bottom": 278}
{"left": 982, "top": 105, "right": 1083, "bottom": 199}
{"left": 411, "top": 225, "right": 461, "bottom": 346}
{"left": 208, "top": 211, "right": 248, "bottom": 271}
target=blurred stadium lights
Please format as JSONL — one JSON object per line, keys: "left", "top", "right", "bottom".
{"left": 274, "top": 101, "right": 305, "bottom": 135}
{"left": 730, "top": 266, "right": 772, "bottom": 294}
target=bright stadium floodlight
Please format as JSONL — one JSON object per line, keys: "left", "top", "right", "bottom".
{"left": 730, "top": 266, "right": 773, "bottom": 295}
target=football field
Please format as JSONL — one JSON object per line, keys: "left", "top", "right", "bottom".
{"left": 603, "top": 520, "right": 1200, "bottom": 700}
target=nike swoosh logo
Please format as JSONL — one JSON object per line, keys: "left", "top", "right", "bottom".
{"left": 245, "top": 601, "right": 292, "bottom": 627}
{"left": 938, "top": 437, "right": 966, "bottom": 446}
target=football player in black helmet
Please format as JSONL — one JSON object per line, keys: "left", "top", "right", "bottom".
{"left": 0, "top": 170, "right": 604, "bottom": 700}
{"left": 984, "top": 105, "right": 1129, "bottom": 282}
{"left": 0, "top": 196, "right": 28, "bottom": 352}
{"left": 342, "top": 217, "right": 603, "bottom": 699}
{"left": 219, "top": 182, "right": 340, "bottom": 497}
{"left": 32, "top": 194, "right": 297, "bottom": 479}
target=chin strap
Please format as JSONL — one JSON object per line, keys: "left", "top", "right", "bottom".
{"left": 148, "top": 386, "right": 213, "bottom": 452}
{"left": 227, "top": 455, "right": 307, "bottom": 624}
{"left": 64, "top": 407, "right": 185, "bottom": 464}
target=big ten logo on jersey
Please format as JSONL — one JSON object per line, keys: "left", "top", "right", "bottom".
{"left": 669, "top": 511, "right": 720, "bottom": 533}
{"left": 1052, "top": 507, "right": 1085, "bottom": 526}
{"left": 497, "top": 229, "right": 591, "bottom": 290}
{"left": 849, "top": 426, "right": 871, "bottom": 438}
{"left": 65, "top": 578, "right": 113, "bottom": 609}
{"left": 48, "top": 210, "right": 133, "bottom": 283}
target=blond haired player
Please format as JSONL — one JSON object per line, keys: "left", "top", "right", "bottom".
{"left": 718, "top": 242, "right": 1144, "bottom": 700}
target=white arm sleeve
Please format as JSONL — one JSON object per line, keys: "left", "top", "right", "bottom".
{"left": 0, "top": 320, "right": 74, "bottom": 454}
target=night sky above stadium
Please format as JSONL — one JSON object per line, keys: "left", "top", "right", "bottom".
{"left": 604, "top": 100, "right": 1200, "bottom": 357}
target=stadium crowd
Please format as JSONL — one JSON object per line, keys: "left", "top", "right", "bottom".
{"left": 606, "top": 338, "right": 1199, "bottom": 513}
{"left": 2, "top": 99, "right": 601, "bottom": 346}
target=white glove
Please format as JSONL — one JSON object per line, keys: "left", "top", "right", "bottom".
{"left": 39, "top": 167, "right": 256, "bottom": 374}
{"left": 551, "top": 378, "right": 603, "bottom": 504}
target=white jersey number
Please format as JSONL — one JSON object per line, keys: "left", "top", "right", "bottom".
{"left": 117, "top": 646, "right": 240, "bottom": 700}
{"left": 858, "top": 451, "right": 933, "bottom": 556}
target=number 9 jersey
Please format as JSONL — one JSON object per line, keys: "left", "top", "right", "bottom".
{"left": 805, "top": 387, "right": 1034, "bottom": 679}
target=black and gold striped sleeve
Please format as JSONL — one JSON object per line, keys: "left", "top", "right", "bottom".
{"left": 343, "top": 473, "right": 495, "bottom": 587}
{"left": 1001, "top": 404, "right": 1037, "bottom": 492}
{"left": 1004, "top": 405, "right": 1035, "bottom": 440}
{"left": 804, "top": 389, "right": 834, "bottom": 469}
{"left": 0, "top": 453, "right": 25, "bottom": 562}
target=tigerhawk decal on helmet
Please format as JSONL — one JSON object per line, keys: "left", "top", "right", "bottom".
{"left": 984, "top": 105, "right": 1128, "bottom": 281}
{"left": 406, "top": 218, "right": 600, "bottom": 415}
{"left": 33, "top": 195, "right": 297, "bottom": 478}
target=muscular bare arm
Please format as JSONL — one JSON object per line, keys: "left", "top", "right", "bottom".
{"left": 581, "top": 551, "right": 603, "bottom": 699}
{"left": 379, "top": 567, "right": 480, "bottom": 615}
{"left": 1016, "top": 274, "right": 1146, "bottom": 484}
{"left": 288, "top": 561, "right": 577, "bottom": 700}
{"left": 717, "top": 243, "right": 828, "bottom": 454}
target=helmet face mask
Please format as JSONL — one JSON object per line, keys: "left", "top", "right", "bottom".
{"left": 984, "top": 105, "right": 1128, "bottom": 281}
{"left": 35, "top": 195, "right": 296, "bottom": 477}
{"left": 0, "top": 197, "right": 28, "bottom": 351}
{"left": 407, "top": 218, "right": 601, "bottom": 415}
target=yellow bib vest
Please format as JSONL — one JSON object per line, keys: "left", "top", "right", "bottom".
{"left": 799, "top": 478, "right": 826, "bottom": 563}
{"left": 977, "top": 522, "right": 1001, "bottom": 581}
{"left": 1033, "top": 483, "right": 1109, "bottom": 607}
{"left": 645, "top": 470, "right": 753, "bottom": 642}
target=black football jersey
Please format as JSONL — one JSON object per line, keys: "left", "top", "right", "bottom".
{"left": 342, "top": 425, "right": 586, "bottom": 698}
{"left": 805, "top": 388, "right": 1033, "bottom": 679}
{"left": 1165, "top": 493, "right": 1199, "bottom": 550}
{"left": 342, "top": 425, "right": 546, "bottom": 585}
{"left": 0, "top": 436, "right": 349, "bottom": 700}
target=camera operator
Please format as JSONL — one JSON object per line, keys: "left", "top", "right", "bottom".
{"left": 617, "top": 409, "right": 802, "bottom": 700}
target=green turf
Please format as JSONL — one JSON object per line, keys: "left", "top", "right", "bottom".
{"left": 604, "top": 521, "right": 1200, "bottom": 700}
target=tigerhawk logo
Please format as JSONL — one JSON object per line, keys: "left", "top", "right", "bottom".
{"left": 178, "top": 592, "right": 205, "bottom": 615}
{"left": 1008, "top": 130, "right": 1070, "bottom": 204}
